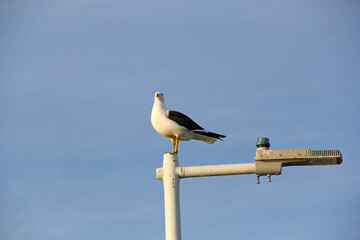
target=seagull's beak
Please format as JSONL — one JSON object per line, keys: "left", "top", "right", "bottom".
{"left": 155, "top": 92, "right": 159, "bottom": 97}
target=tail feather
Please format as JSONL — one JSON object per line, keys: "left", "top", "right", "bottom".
{"left": 192, "top": 130, "right": 226, "bottom": 144}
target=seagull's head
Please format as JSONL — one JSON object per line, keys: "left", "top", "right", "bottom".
{"left": 154, "top": 92, "right": 165, "bottom": 102}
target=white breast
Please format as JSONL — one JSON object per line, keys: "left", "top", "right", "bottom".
{"left": 151, "top": 103, "right": 191, "bottom": 140}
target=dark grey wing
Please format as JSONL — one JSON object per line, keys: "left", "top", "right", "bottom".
{"left": 167, "top": 110, "right": 204, "bottom": 131}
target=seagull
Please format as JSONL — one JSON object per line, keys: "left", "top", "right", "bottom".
{"left": 151, "top": 92, "right": 226, "bottom": 154}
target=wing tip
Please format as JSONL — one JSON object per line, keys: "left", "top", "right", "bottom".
{"left": 193, "top": 130, "right": 226, "bottom": 141}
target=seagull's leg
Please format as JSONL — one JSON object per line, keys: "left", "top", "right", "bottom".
{"left": 171, "top": 138, "right": 176, "bottom": 153}
{"left": 175, "top": 137, "right": 179, "bottom": 153}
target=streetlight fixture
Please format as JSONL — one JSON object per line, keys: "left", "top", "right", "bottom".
{"left": 156, "top": 137, "right": 342, "bottom": 240}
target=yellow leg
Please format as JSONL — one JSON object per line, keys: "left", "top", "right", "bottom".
{"left": 171, "top": 139, "right": 176, "bottom": 153}
{"left": 175, "top": 137, "right": 179, "bottom": 153}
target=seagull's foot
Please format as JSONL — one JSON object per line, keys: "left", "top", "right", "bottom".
{"left": 165, "top": 151, "right": 177, "bottom": 155}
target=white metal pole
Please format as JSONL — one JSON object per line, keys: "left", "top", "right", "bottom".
{"left": 162, "top": 153, "right": 181, "bottom": 240}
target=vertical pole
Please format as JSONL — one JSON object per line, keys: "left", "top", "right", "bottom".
{"left": 162, "top": 153, "right": 181, "bottom": 240}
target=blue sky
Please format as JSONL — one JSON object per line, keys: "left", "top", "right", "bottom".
{"left": 1, "top": 0, "right": 359, "bottom": 239}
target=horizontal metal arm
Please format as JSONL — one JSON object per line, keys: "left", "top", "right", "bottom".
{"left": 156, "top": 163, "right": 255, "bottom": 180}
{"left": 177, "top": 163, "right": 256, "bottom": 178}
